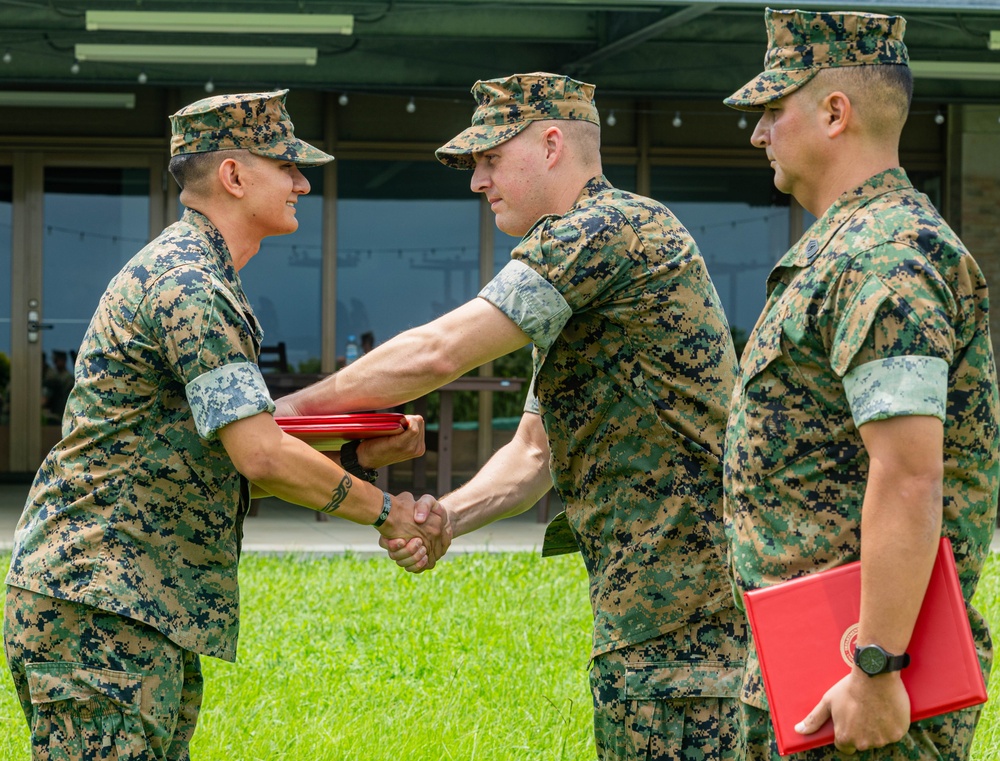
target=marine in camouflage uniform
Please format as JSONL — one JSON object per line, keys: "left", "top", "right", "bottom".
{"left": 723, "top": 9, "right": 999, "bottom": 760}
{"left": 277, "top": 73, "right": 746, "bottom": 760}
{"left": 4, "top": 91, "right": 442, "bottom": 760}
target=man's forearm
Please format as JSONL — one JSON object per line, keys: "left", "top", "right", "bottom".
{"left": 857, "top": 416, "right": 944, "bottom": 655}
{"left": 276, "top": 298, "right": 531, "bottom": 417}
{"left": 442, "top": 414, "right": 552, "bottom": 537}
{"left": 281, "top": 326, "right": 461, "bottom": 415}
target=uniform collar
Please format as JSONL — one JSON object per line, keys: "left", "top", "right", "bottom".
{"left": 777, "top": 167, "right": 913, "bottom": 269}
{"left": 179, "top": 207, "right": 260, "bottom": 338}
{"left": 181, "top": 207, "right": 242, "bottom": 290}
{"left": 577, "top": 174, "right": 613, "bottom": 202}
{"left": 521, "top": 174, "right": 613, "bottom": 238}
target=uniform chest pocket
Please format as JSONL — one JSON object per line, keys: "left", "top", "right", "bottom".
{"left": 735, "top": 319, "right": 832, "bottom": 479}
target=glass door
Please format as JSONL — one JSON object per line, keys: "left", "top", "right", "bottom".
{"left": 38, "top": 167, "right": 151, "bottom": 457}
{"left": 3, "top": 154, "right": 164, "bottom": 475}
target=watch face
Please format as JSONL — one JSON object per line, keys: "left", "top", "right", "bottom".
{"left": 857, "top": 646, "right": 888, "bottom": 674}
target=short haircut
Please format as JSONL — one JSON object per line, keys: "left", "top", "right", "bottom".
{"left": 558, "top": 118, "right": 602, "bottom": 155}
{"left": 813, "top": 64, "right": 912, "bottom": 138}
{"left": 168, "top": 149, "right": 246, "bottom": 191}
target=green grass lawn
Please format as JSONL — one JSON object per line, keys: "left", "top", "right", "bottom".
{"left": 1, "top": 551, "right": 998, "bottom": 760}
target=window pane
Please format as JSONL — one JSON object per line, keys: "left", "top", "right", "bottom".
{"left": 0, "top": 167, "right": 10, "bottom": 436}
{"left": 336, "top": 160, "right": 478, "bottom": 362}
{"left": 42, "top": 168, "right": 150, "bottom": 369}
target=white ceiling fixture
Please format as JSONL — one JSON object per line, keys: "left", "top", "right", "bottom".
{"left": 910, "top": 61, "right": 1000, "bottom": 81}
{"left": 85, "top": 11, "right": 353, "bottom": 35}
{"left": 0, "top": 91, "right": 136, "bottom": 108}
{"left": 75, "top": 44, "right": 318, "bottom": 66}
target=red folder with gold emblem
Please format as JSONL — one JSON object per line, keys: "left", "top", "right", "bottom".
{"left": 743, "top": 537, "right": 986, "bottom": 756}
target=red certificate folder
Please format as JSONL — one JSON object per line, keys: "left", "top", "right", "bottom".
{"left": 274, "top": 413, "right": 408, "bottom": 451}
{"left": 744, "top": 537, "right": 986, "bottom": 756}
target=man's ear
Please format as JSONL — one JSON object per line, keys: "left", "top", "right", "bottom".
{"left": 823, "top": 90, "right": 852, "bottom": 138}
{"left": 540, "top": 125, "right": 564, "bottom": 168}
{"left": 217, "top": 157, "right": 246, "bottom": 198}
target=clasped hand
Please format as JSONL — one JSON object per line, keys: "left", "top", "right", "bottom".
{"left": 796, "top": 670, "right": 910, "bottom": 755}
{"left": 374, "top": 492, "right": 452, "bottom": 571}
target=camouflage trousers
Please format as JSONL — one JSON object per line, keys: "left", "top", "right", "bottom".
{"left": 590, "top": 606, "right": 747, "bottom": 761}
{"left": 741, "top": 701, "right": 983, "bottom": 761}
{"left": 4, "top": 585, "right": 203, "bottom": 761}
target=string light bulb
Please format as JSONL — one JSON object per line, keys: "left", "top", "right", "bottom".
{"left": 672, "top": 111, "right": 682, "bottom": 128}
{"left": 406, "top": 97, "right": 416, "bottom": 114}
{"left": 204, "top": 79, "right": 215, "bottom": 93}
{"left": 737, "top": 114, "right": 748, "bottom": 130}
{"left": 70, "top": 58, "right": 80, "bottom": 75}
{"left": 606, "top": 109, "right": 617, "bottom": 127}
{"left": 137, "top": 71, "right": 147, "bottom": 84}
{"left": 934, "top": 109, "right": 945, "bottom": 125}
{"left": 2, "top": 49, "right": 11, "bottom": 65}
{"left": 338, "top": 93, "right": 349, "bottom": 106}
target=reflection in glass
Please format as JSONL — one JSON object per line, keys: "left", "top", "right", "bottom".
{"left": 43, "top": 169, "right": 150, "bottom": 370}
{"left": 337, "top": 160, "right": 478, "bottom": 365}
{"left": 0, "top": 168, "right": 11, "bottom": 436}
{"left": 39, "top": 167, "right": 150, "bottom": 459}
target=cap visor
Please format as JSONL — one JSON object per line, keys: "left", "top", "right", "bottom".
{"left": 435, "top": 122, "right": 529, "bottom": 169}
{"left": 724, "top": 69, "right": 816, "bottom": 111}
{"left": 255, "top": 138, "right": 334, "bottom": 167}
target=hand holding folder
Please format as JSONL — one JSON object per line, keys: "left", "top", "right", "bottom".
{"left": 744, "top": 537, "right": 986, "bottom": 756}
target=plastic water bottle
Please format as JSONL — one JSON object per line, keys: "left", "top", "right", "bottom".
{"left": 345, "top": 335, "right": 360, "bottom": 365}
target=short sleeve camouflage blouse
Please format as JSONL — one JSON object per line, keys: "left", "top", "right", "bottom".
{"left": 480, "top": 176, "right": 739, "bottom": 658}
{"left": 724, "top": 169, "right": 1000, "bottom": 707}
{"left": 6, "top": 209, "right": 275, "bottom": 662}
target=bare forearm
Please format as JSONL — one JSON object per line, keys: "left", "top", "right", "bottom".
{"left": 442, "top": 415, "right": 552, "bottom": 537}
{"left": 858, "top": 472, "right": 941, "bottom": 652}
{"left": 857, "top": 416, "right": 944, "bottom": 654}
{"left": 285, "top": 326, "right": 463, "bottom": 415}
{"left": 246, "top": 435, "right": 385, "bottom": 523}
{"left": 219, "top": 415, "right": 384, "bottom": 523}
{"left": 276, "top": 298, "right": 530, "bottom": 417}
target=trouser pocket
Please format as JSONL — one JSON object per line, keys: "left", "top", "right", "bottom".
{"left": 623, "top": 660, "right": 744, "bottom": 761}
{"left": 26, "top": 661, "right": 157, "bottom": 761}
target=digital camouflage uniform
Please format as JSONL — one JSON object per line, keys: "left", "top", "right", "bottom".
{"left": 724, "top": 10, "right": 1000, "bottom": 760}
{"left": 4, "top": 90, "right": 333, "bottom": 760}
{"left": 439, "top": 73, "right": 746, "bottom": 761}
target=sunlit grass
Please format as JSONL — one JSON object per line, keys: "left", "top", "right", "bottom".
{"left": 1, "top": 552, "right": 595, "bottom": 760}
{"left": 1, "top": 551, "right": 998, "bottom": 760}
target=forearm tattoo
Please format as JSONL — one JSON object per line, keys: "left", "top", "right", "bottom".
{"left": 321, "top": 473, "right": 352, "bottom": 514}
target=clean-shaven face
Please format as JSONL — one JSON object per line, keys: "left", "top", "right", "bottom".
{"left": 470, "top": 126, "right": 554, "bottom": 237}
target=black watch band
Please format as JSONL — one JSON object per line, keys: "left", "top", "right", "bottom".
{"left": 339, "top": 439, "right": 379, "bottom": 483}
{"left": 854, "top": 644, "right": 911, "bottom": 677}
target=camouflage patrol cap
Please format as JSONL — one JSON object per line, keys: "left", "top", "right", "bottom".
{"left": 436, "top": 72, "right": 600, "bottom": 169}
{"left": 724, "top": 8, "right": 908, "bottom": 111}
{"left": 169, "top": 89, "right": 333, "bottom": 166}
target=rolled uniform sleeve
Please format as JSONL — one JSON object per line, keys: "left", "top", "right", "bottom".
{"left": 824, "top": 243, "right": 956, "bottom": 427}
{"left": 479, "top": 260, "right": 572, "bottom": 351}
{"left": 145, "top": 264, "right": 274, "bottom": 439}
{"left": 844, "top": 356, "right": 948, "bottom": 425}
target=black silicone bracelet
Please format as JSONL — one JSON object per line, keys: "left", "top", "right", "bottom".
{"left": 372, "top": 491, "right": 392, "bottom": 527}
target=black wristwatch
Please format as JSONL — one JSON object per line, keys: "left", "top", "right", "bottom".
{"left": 339, "top": 440, "right": 379, "bottom": 483}
{"left": 854, "top": 644, "right": 910, "bottom": 677}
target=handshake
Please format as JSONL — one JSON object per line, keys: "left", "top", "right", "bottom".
{"left": 372, "top": 492, "right": 452, "bottom": 573}
{"left": 347, "top": 414, "right": 452, "bottom": 572}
